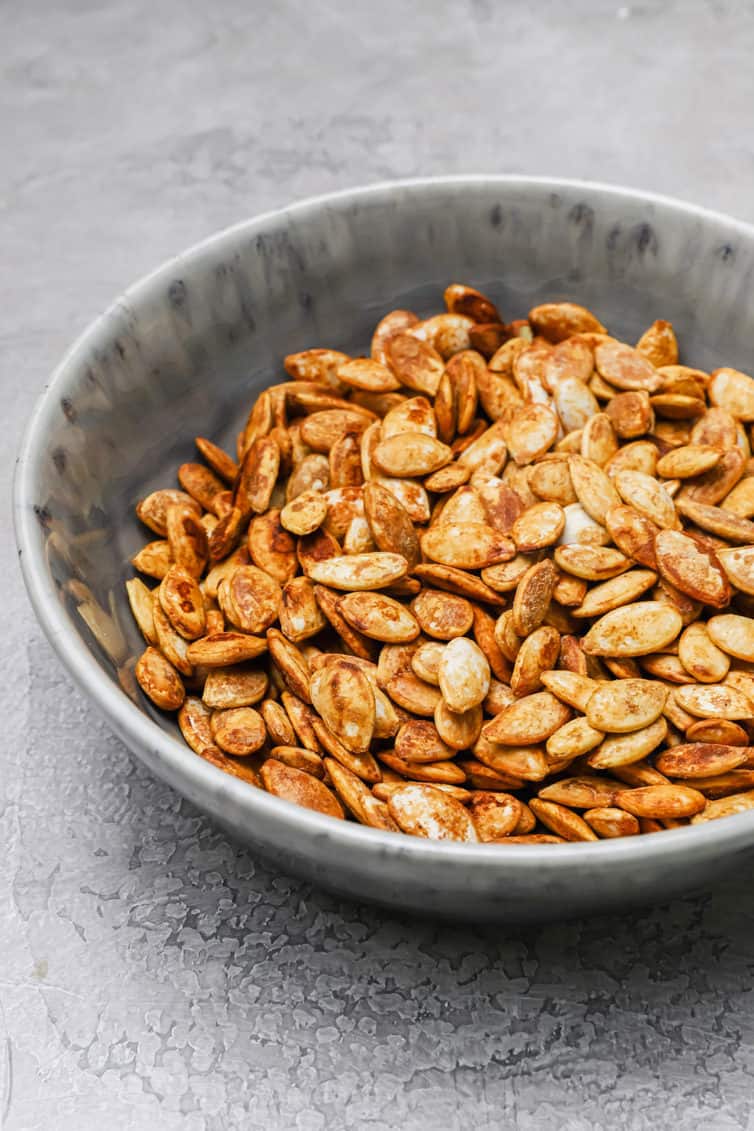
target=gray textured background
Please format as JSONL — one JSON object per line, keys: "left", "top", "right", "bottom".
{"left": 4, "top": 2, "right": 754, "bottom": 1128}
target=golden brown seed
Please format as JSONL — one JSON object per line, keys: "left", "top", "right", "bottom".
{"left": 614, "top": 470, "right": 679, "bottom": 530}
{"left": 656, "top": 445, "right": 720, "bottom": 479}
{"left": 178, "top": 696, "right": 222, "bottom": 755}
{"left": 615, "top": 784, "right": 706, "bottom": 819}
{"left": 266, "top": 629, "right": 311, "bottom": 700}
{"left": 410, "top": 641, "right": 445, "bottom": 685}
{"left": 675, "top": 683, "right": 753, "bottom": 721}
{"left": 691, "top": 790, "right": 754, "bottom": 823}
{"left": 336, "top": 591, "right": 419, "bottom": 644}
{"left": 707, "top": 614, "right": 754, "bottom": 662}
{"left": 280, "top": 491, "right": 328, "bottom": 536}
{"left": 580, "top": 413, "right": 619, "bottom": 466}
{"left": 473, "top": 739, "right": 547, "bottom": 785}
{"left": 680, "top": 448, "right": 746, "bottom": 507}
{"left": 126, "top": 577, "right": 158, "bottom": 645}
{"left": 677, "top": 624, "right": 729, "bottom": 688}
{"left": 444, "top": 283, "right": 500, "bottom": 323}
{"left": 309, "top": 659, "right": 375, "bottom": 753}
{"left": 529, "top": 302, "right": 605, "bottom": 343}
{"left": 506, "top": 404, "right": 559, "bottom": 465}
{"left": 395, "top": 719, "right": 455, "bottom": 763}
{"left": 481, "top": 556, "right": 532, "bottom": 593}
{"left": 421, "top": 521, "right": 515, "bottom": 571}
{"left": 195, "top": 436, "right": 238, "bottom": 484}
{"left": 582, "top": 602, "right": 682, "bottom": 657}
{"left": 386, "top": 333, "right": 445, "bottom": 395}
{"left": 572, "top": 569, "right": 657, "bottom": 618}
{"left": 594, "top": 340, "right": 661, "bottom": 392}
{"left": 284, "top": 348, "right": 350, "bottom": 390}
{"left": 717, "top": 547, "right": 754, "bottom": 596}
{"left": 585, "top": 679, "right": 667, "bottom": 733}
{"left": 202, "top": 666, "right": 268, "bottom": 709}
{"left": 135, "top": 647, "right": 185, "bottom": 710}
{"left": 261, "top": 759, "right": 345, "bottom": 819}
{"left": 529, "top": 799, "right": 599, "bottom": 841}
{"left": 411, "top": 588, "right": 473, "bottom": 641}
{"left": 372, "top": 432, "right": 452, "bottom": 478}
{"left": 708, "top": 366, "right": 754, "bottom": 420}
{"left": 655, "top": 743, "right": 749, "bottom": 779}
{"left": 512, "top": 502, "right": 565, "bottom": 552}
{"left": 653, "top": 530, "right": 730, "bottom": 608}
{"left": 131, "top": 539, "right": 173, "bottom": 579}
{"left": 546, "top": 717, "right": 604, "bottom": 759}
{"left": 278, "top": 577, "right": 327, "bottom": 643}
{"left": 437, "top": 637, "right": 491, "bottom": 712}
{"left": 379, "top": 751, "right": 467, "bottom": 784}
{"left": 424, "top": 464, "right": 472, "bottom": 493}
{"left": 540, "top": 670, "right": 598, "bottom": 712}
{"left": 584, "top": 807, "right": 640, "bottom": 838}
{"left": 468, "top": 792, "right": 522, "bottom": 841}
{"left": 591, "top": 723, "right": 670, "bottom": 777}
{"left": 434, "top": 699, "right": 483, "bottom": 750}
{"left": 186, "top": 631, "right": 267, "bottom": 667}
{"left": 362, "top": 480, "right": 420, "bottom": 569}
{"left": 510, "top": 626, "right": 561, "bottom": 698}
{"left": 166, "top": 505, "right": 208, "bottom": 578}
{"left": 554, "top": 544, "right": 631, "bottom": 581}
{"left": 528, "top": 456, "right": 577, "bottom": 507}
{"left": 685, "top": 718, "right": 748, "bottom": 746}
{"left": 178, "top": 462, "right": 225, "bottom": 510}
{"left": 482, "top": 691, "right": 571, "bottom": 746}
{"left": 371, "top": 310, "right": 420, "bottom": 366}
{"left": 511, "top": 559, "right": 558, "bottom": 636}
{"left": 605, "top": 391, "right": 654, "bottom": 439}
{"left": 387, "top": 783, "right": 478, "bottom": 841}
{"left": 636, "top": 320, "right": 678, "bottom": 368}
{"left": 538, "top": 775, "right": 619, "bottom": 808}
{"left": 210, "top": 707, "right": 266, "bottom": 756}
{"left": 136, "top": 489, "right": 200, "bottom": 535}
{"left": 281, "top": 692, "right": 322, "bottom": 752}
{"left": 259, "top": 699, "right": 296, "bottom": 746}
{"left": 159, "top": 565, "right": 206, "bottom": 640}
{"left": 568, "top": 455, "right": 621, "bottom": 525}
{"left": 235, "top": 435, "right": 281, "bottom": 516}
{"left": 267, "top": 746, "right": 324, "bottom": 778}
{"left": 325, "top": 759, "right": 398, "bottom": 828}
{"left": 305, "top": 551, "right": 408, "bottom": 591}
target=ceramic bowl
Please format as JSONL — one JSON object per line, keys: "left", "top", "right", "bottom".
{"left": 15, "top": 177, "right": 754, "bottom": 922}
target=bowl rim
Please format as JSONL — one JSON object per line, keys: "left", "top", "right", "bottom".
{"left": 14, "top": 173, "right": 754, "bottom": 873}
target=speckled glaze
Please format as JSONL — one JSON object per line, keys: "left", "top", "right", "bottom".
{"left": 14, "top": 177, "right": 754, "bottom": 921}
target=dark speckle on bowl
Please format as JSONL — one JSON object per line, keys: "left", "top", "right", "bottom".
{"left": 606, "top": 224, "right": 623, "bottom": 252}
{"left": 60, "top": 396, "right": 76, "bottom": 422}
{"left": 52, "top": 448, "right": 67, "bottom": 474}
{"left": 33, "top": 504, "right": 52, "bottom": 528}
{"left": 489, "top": 203, "right": 502, "bottom": 228}
{"left": 168, "top": 279, "right": 187, "bottom": 307}
{"left": 549, "top": 192, "right": 562, "bottom": 208}
{"left": 569, "top": 202, "right": 594, "bottom": 231}
{"left": 633, "top": 222, "right": 658, "bottom": 256}
{"left": 719, "top": 243, "right": 735, "bottom": 262}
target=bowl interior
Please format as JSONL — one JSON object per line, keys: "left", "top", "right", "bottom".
{"left": 16, "top": 176, "right": 754, "bottom": 847}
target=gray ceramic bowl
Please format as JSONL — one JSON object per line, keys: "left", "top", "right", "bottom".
{"left": 15, "top": 177, "right": 754, "bottom": 922}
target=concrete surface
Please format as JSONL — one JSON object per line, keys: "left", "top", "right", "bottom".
{"left": 4, "top": 1, "right": 754, "bottom": 1127}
